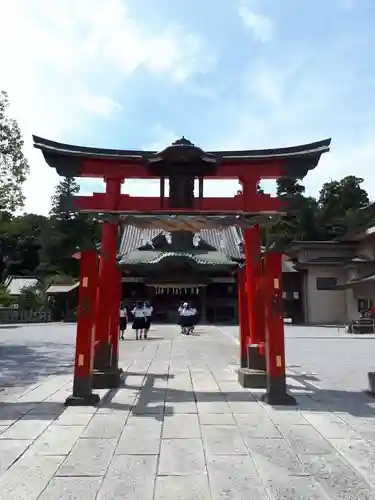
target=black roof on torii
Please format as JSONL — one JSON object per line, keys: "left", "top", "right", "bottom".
{"left": 33, "top": 135, "right": 331, "bottom": 179}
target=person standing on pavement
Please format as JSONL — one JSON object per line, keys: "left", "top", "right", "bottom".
{"left": 131, "top": 302, "right": 147, "bottom": 340}
{"left": 143, "top": 301, "right": 154, "bottom": 339}
{"left": 178, "top": 302, "right": 192, "bottom": 334}
{"left": 119, "top": 303, "right": 128, "bottom": 340}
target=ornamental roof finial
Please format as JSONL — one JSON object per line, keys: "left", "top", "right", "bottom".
{"left": 172, "top": 137, "right": 194, "bottom": 147}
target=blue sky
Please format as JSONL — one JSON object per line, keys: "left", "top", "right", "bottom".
{"left": 1, "top": 0, "right": 375, "bottom": 214}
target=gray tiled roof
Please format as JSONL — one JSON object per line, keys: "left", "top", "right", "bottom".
{"left": 118, "top": 226, "right": 243, "bottom": 259}
{"left": 45, "top": 283, "right": 79, "bottom": 294}
{"left": 5, "top": 276, "right": 39, "bottom": 295}
{"left": 120, "top": 250, "right": 236, "bottom": 266}
{"left": 118, "top": 225, "right": 298, "bottom": 272}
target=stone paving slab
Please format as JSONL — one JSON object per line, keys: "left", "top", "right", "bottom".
{"left": 38, "top": 476, "right": 102, "bottom": 500}
{"left": 1, "top": 324, "right": 375, "bottom": 498}
{"left": 99, "top": 455, "right": 157, "bottom": 500}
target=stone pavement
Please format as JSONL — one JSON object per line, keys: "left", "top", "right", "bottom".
{"left": 1, "top": 325, "right": 375, "bottom": 499}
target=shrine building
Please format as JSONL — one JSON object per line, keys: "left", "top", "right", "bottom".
{"left": 117, "top": 225, "right": 301, "bottom": 324}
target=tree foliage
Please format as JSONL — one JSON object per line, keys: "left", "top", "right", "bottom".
{"left": 0, "top": 282, "right": 16, "bottom": 307}
{"left": 263, "top": 175, "right": 372, "bottom": 248}
{"left": 47, "top": 177, "right": 101, "bottom": 277}
{"left": 0, "top": 175, "right": 101, "bottom": 287}
{"left": 50, "top": 177, "right": 80, "bottom": 220}
{"left": 18, "top": 285, "right": 45, "bottom": 311}
{"left": 314, "top": 176, "right": 370, "bottom": 239}
{"left": 0, "top": 91, "right": 30, "bottom": 212}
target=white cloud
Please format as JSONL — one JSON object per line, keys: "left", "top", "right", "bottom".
{"left": 79, "top": 124, "right": 180, "bottom": 198}
{"left": 120, "top": 124, "right": 241, "bottom": 199}
{"left": 79, "top": 52, "right": 375, "bottom": 205}
{"left": 0, "top": 0, "right": 215, "bottom": 214}
{"left": 78, "top": 94, "right": 122, "bottom": 118}
{"left": 307, "top": 133, "right": 375, "bottom": 198}
{"left": 146, "top": 125, "right": 179, "bottom": 152}
{"left": 340, "top": 0, "right": 357, "bottom": 9}
{"left": 215, "top": 57, "right": 375, "bottom": 199}
{"left": 237, "top": 1, "right": 274, "bottom": 43}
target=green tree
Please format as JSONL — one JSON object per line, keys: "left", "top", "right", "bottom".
{"left": 0, "top": 213, "right": 52, "bottom": 278}
{"left": 0, "top": 90, "right": 30, "bottom": 212}
{"left": 48, "top": 177, "right": 100, "bottom": 276}
{"left": 50, "top": 177, "right": 80, "bottom": 220}
{"left": 276, "top": 177, "right": 306, "bottom": 200}
{"left": 318, "top": 176, "right": 369, "bottom": 217}
{"left": 18, "top": 285, "right": 45, "bottom": 311}
{"left": 0, "top": 282, "right": 16, "bottom": 307}
{"left": 317, "top": 176, "right": 370, "bottom": 238}
{"left": 265, "top": 177, "right": 315, "bottom": 248}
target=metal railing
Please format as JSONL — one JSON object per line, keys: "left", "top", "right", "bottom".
{"left": 0, "top": 309, "right": 51, "bottom": 324}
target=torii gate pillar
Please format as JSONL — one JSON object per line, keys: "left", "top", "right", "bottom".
{"left": 92, "top": 179, "right": 123, "bottom": 389}
{"left": 244, "top": 224, "right": 266, "bottom": 369}
{"left": 65, "top": 250, "right": 100, "bottom": 406}
{"left": 262, "top": 252, "right": 296, "bottom": 405}
{"left": 237, "top": 266, "right": 250, "bottom": 368}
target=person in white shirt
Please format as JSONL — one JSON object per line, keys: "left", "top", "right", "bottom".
{"left": 178, "top": 302, "right": 197, "bottom": 334}
{"left": 131, "top": 302, "right": 147, "bottom": 340}
{"left": 143, "top": 301, "right": 154, "bottom": 339}
{"left": 119, "top": 304, "right": 128, "bottom": 340}
{"left": 178, "top": 302, "right": 188, "bottom": 316}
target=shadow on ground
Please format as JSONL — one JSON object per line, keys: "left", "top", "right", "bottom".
{"left": 2, "top": 366, "right": 375, "bottom": 424}
{"left": 0, "top": 342, "right": 73, "bottom": 389}
{"left": 120, "top": 337, "right": 165, "bottom": 342}
{"left": 88, "top": 371, "right": 375, "bottom": 420}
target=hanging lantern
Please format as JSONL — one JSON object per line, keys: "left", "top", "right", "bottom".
{"left": 219, "top": 229, "right": 226, "bottom": 252}
{"left": 140, "top": 229, "right": 153, "bottom": 248}
{"left": 193, "top": 233, "right": 201, "bottom": 247}
{"left": 140, "top": 230, "right": 147, "bottom": 247}
{"left": 164, "top": 231, "right": 172, "bottom": 244}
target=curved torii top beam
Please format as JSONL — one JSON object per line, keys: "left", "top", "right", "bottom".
{"left": 33, "top": 135, "right": 331, "bottom": 180}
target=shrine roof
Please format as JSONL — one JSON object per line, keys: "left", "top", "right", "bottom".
{"left": 118, "top": 225, "right": 243, "bottom": 260}
{"left": 119, "top": 249, "right": 236, "bottom": 267}
{"left": 118, "top": 225, "right": 298, "bottom": 272}
{"left": 33, "top": 135, "right": 331, "bottom": 177}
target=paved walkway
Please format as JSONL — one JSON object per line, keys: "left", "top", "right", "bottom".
{"left": 1, "top": 325, "right": 375, "bottom": 499}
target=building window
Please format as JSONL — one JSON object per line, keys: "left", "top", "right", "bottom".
{"left": 316, "top": 277, "right": 338, "bottom": 290}
{"left": 358, "top": 298, "right": 373, "bottom": 312}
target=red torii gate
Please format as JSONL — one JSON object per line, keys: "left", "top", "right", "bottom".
{"left": 34, "top": 136, "right": 330, "bottom": 406}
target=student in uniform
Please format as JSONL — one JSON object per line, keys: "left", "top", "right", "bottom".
{"left": 189, "top": 305, "right": 198, "bottom": 332}
{"left": 178, "top": 302, "right": 198, "bottom": 334}
{"left": 132, "top": 302, "right": 146, "bottom": 340}
{"left": 178, "top": 302, "right": 190, "bottom": 334}
{"left": 143, "top": 301, "right": 154, "bottom": 339}
{"left": 119, "top": 303, "right": 128, "bottom": 340}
